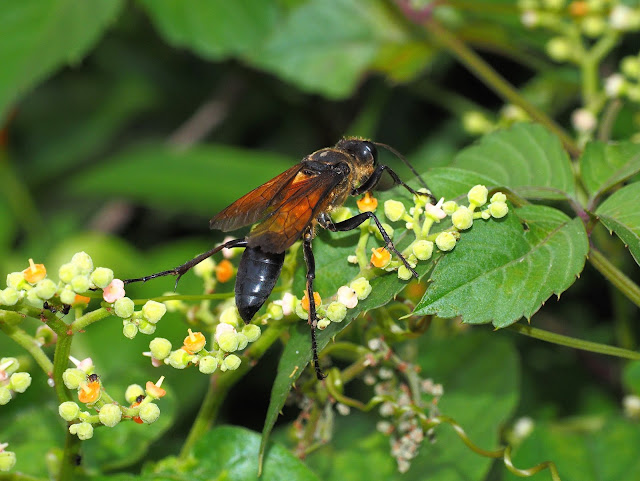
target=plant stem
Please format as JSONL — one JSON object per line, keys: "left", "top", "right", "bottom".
{"left": 0, "top": 319, "right": 53, "bottom": 375}
{"left": 423, "top": 19, "right": 581, "bottom": 157}
{"left": 70, "top": 307, "right": 112, "bottom": 333}
{"left": 589, "top": 247, "right": 640, "bottom": 309}
{"left": 507, "top": 323, "right": 640, "bottom": 360}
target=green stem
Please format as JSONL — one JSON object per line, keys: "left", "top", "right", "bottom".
{"left": 423, "top": 19, "right": 580, "bottom": 157}
{"left": 178, "top": 322, "right": 286, "bottom": 460}
{"left": 57, "top": 430, "right": 81, "bottom": 481}
{"left": 0, "top": 318, "right": 54, "bottom": 375}
{"left": 52, "top": 331, "right": 73, "bottom": 403}
{"left": 589, "top": 247, "right": 640, "bottom": 309}
{"left": 70, "top": 307, "right": 112, "bottom": 333}
{"left": 507, "top": 323, "right": 640, "bottom": 360}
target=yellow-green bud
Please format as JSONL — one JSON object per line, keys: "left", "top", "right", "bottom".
{"left": 542, "top": 0, "right": 564, "bottom": 10}
{"left": 546, "top": 37, "right": 572, "bottom": 62}
{"left": 71, "top": 252, "right": 94, "bottom": 275}
{"left": 137, "top": 319, "right": 156, "bottom": 335}
{"left": 467, "top": 185, "right": 488, "bottom": 207}
{"left": 98, "top": 404, "right": 122, "bottom": 427}
{"left": 236, "top": 333, "right": 248, "bottom": 351}
{"left": 62, "top": 369, "right": 86, "bottom": 389}
{"left": 317, "top": 318, "right": 331, "bottom": 330}
{"left": 350, "top": 277, "right": 372, "bottom": 300}
{"left": 622, "top": 56, "right": 640, "bottom": 78}
{"left": 59, "top": 287, "right": 75, "bottom": 305}
{"left": 0, "top": 386, "right": 11, "bottom": 405}
{"left": 123, "top": 322, "right": 138, "bottom": 339}
{"left": 139, "top": 403, "right": 160, "bottom": 424}
{"left": 125, "top": 384, "right": 145, "bottom": 404}
{"left": 462, "top": 111, "right": 493, "bottom": 135}
{"left": 142, "top": 300, "right": 166, "bottom": 324}
{"left": 223, "top": 354, "right": 241, "bottom": 371}
{"left": 436, "top": 232, "right": 457, "bottom": 251}
{"left": 199, "top": 355, "right": 219, "bottom": 374}
{"left": 114, "top": 297, "right": 135, "bottom": 318}
{"left": 58, "top": 263, "right": 79, "bottom": 284}
{"left": 442, "top": 201, "right": 458, "bottom": 215}
{"left": 149, "top": 338, "right": 172, "bottom": 360}
{"left": 6, "top": 272, "right": 26, "bottom": 289}
{"left": 69, "top": 422, "right": 94, "bottom": 440}
{"left": 490, "top": 201, "right": 509, "bottom": 218}
{"left": 59, "top": 401, "right": 81, "bottom": 421}
{"left": 481, "top": 210, "right": 491, "bottom": 220}
{"left": 412, "top": 240, "right": 434, "bottom": 261}
{"left": 266, "top": 302, "right": 284, "bottom": 320}
{"left": 9, "top": 372, "right": 31, "bottom": 393}
{"left": 581, "top": 15, "right": 605, "bottom": 37}
{"left": 242, "top": 324, "right": 261, "bottom": 342}
{"left": 490, "top": 192, "right": 507, "bottom": 203}
{"left": 0, "top": 451, "right": 16, "bottom": 472}
{"left": 295, "top": 300, "right": 308, "bottom": 320}
{"left": 35, "top": 279, "right": 57, "bottom": 300}
{"left": 326, "top": 301, "right": 347, "bottom": 323}
{"left": 167, "top": 349, "right": 191, "bottom": 369}
{"left": 384, "top": 200, "right": 406, "bottom": 222}
{"left": 0, "top": 287, "right": 19, "bottom": 306}
{"left": 1, "top": 357, "right": 19, "bottom": 375}
{"left": 220, "top": 305, "right": 240, "bottom": 326}
{"left": 193, "top": 257, "right": 215, "bottom": 278}
{"left": 90, "top": 267, "right": 114, "bottom": 289}
{"left": 331, "top": 206, "right": 352, "bottom": 223}
{"left": 70, "top": 275, "right": 90, "bottom": 294}
{"left": 26, "top": 289, "right": 43, "bottom": 308}
{"left": 452, "top": 206, "right": 474, "bottom": 230}
{"left": 397, "top": 265, "right": 413, "bottom": 281}
{"left": 218, "top": 331, "right": 239, "bottom": 352}
{"left": 374, "top": 223, "right": 394, "bottom": 242}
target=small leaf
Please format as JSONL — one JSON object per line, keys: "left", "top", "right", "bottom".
{"left": 414, "top": 205, "right": 589, "bottom": 327}
{"left": 580, "top": 141, "right": 640, "bottom": 204}
{"left": 596, "top": 182, "right": 640, "bottom": 266}
{"left": 0, "top": 0, "right": 124, "bottom": 122}
{"left": 453, "top": 123, "right": 576, "bottom": 200}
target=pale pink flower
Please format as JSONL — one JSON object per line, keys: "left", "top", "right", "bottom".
{"left": 103, "top": 279, "right": 125, "bottom": 303}
{"left": 337, "top": 286, "right": 358, "bottom": 309}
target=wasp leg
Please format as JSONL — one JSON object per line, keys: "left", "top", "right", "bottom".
{"left": 123, "top": 238, "right": 248, "bottom": 290}
{"left": 321, "top": 212, "right": 419, "bottom": 279}
{"left": 352, "top": 164, "right": 436, "bottom": 204}
{"left": 302, "top": 228, "right": 326, "bottom": 380}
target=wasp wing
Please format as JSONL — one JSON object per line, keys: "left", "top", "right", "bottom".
{"left": 247, "top": 161, "right": 347, "bottom": 253}
{"left": 209, "top": 163, "right": 303, "bottom": 232}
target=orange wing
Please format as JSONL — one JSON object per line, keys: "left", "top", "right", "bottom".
{"left": 209, "top": 164, "right": 303, "bottom": 232}
{"left": 246, "top": 167, "right": 346, "bottom": 253}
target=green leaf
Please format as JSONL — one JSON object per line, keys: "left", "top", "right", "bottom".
{"left": 504, "top": 417, "right": 640, "bottom": 480}
{"left": 137, "top": 0, "right": 279, "bottom": 60}
{"left": 304, "top": 331, "right": 520, "bottom": 480}
{"left": 580, "top": 141, "right": 640, "bottom": 204}
{"left": 595, "top": 182, "right": 640, "bottom": 266}
{"left": 65, "top": 143, "right": 295, "bottom": 217}
{"left": 0, "top": 0, "right": 124, "bottom": 122}
{"left": 622, "top": 361, "right": 640, "bottom": 395}
{"left": 414, "top": 204, "right": 589, "bottom": 328}
{"left": 453, "top": 123, "right": 576, "bottom": 200}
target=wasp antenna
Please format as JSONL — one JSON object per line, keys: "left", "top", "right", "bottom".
{"left": 374, "top": 142, "right": 431, "bottom": 193}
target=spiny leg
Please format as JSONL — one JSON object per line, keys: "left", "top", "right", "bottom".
{"left": 351, "top": 164, "right": 436, "bottom": 204}
{"left": 123, "top": 238, "right": 248, "bottom": 290}
{"left": 302, "top": 228, "right": 325, "bottom": 380}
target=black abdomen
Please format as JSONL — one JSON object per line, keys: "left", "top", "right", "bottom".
{"left": 235, "top": 246, "right": 285, "bottom": 323}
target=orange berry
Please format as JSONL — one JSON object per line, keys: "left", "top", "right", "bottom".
{"left": 78, "top": 381, "right": 101, "bottom": 404}
{"left": 183, "top": 329, "right": 206, "bottom": 354}
{"left": 357, "top": 192, "right": 378, "bottom": 213}
{"left": 371, "top": 247, "right": 391, "bottom": 268}
{"left": 215, "top": 259, "right": 234, "bottom": 283}
{"left": 301, "top": 291, "right": 322, "bottom": 312}
{"left": 569, "top": 1, "right": 588, "bottom": 17}
{"left": 23, "top": 258, "right": 46, "bottom": 283}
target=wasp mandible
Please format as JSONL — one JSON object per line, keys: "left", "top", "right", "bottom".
{"left": 125, "top": 138, "right": 433, "bottom": 379}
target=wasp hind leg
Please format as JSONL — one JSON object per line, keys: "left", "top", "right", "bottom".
{"left": 302, "top": 229, "right": 326, "bottom": 381}
{"left": 123, "top": 238, "right": 248, "bottom": 290}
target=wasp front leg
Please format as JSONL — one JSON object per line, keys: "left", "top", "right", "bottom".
{"left": 302, "top": 228, "right": 326, "bottom": 380}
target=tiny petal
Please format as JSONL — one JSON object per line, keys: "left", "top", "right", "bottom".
{"left": 103, "top": 279, "right": 126, "bottom": 303}
{"left": 337, "top": 286, "right": 358, "bottom": 309}
{"left": 424, "top": 201, "right": 446, "bottom": 220}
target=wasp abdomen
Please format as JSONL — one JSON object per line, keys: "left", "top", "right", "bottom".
{"left": 235, "top": 246, "right": 285, "bottom": 323}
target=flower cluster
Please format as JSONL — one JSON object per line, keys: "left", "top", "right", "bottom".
{"left": 605, "top": 53, "right": 640, "bottom": 105}
{"left": 112, "top": 297, "right": 168, "bottom": 339}
{"left": 0, "top": 358, "right": 31, "bottom": 405}
{"left": 59, "top": 357, "right": 167, "bottom": 440}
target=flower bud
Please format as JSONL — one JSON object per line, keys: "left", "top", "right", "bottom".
{"left": 546, "top": 37, "right": 572, "bottom": 61}
{"left": 6, "top": 272, "right": 26, "bottom": 290}
{"left": 462, "top": 111, "right": 493, "bottom": 135}
{"left": 139, "top": 403, "right": 160, "bottom": 424}
{"left": 59, "top": 401, "right": 81, "bottom": 421}
{"left": 70, "top": 275, "right": 90, "bottom": 294}
{"left": 125, "top": 384, "right": 145, "bottom": 404}
{"left": 1, "top": 357, "right": 19, "bottom": 375}
{"left": 436, "top": 232, "right": 457, "bottom": 251}
{"left": 337, "top": 286, "right": 358, "bottom": 309}
{"left": 69, "top": 422, "right": 94, "bottom": 440}
{"left": 582, "top": 15, "right": 606, "bottom": 37}
{"left": 217, "top": 331, "right": 239, "bottom": 353}
{"left": 242, "top": 324, "right": 261, "bottom": 342}
{"left": 571, "top": 108, "right": 596, "bottom": 133}
{"left": 0, "top": 386, "right": 11, "bottom": 405}
{"left": 397, "top": 266, "right": 413, "bottom": 281}
{"left": 99, "top": 404, "right": 122, "bottom": 427}
{"left": 317, "top": 318, "right": 331, "bottom": 330}
{"left": 199, "top": 355, "right": 219, "bottom": 374}
{"left": 452, "top": 206, "right": 474, "bottom": 230}
{"left": 442, "top": 201, "right": 458, "bottom": 215}
{"left": 71, "top": 252, "right": 94, "bottom": 275}
{"left": 142, "top": 300, "right": 166, "bottom": 324}
{"left": 384, "top": 200, "right": 406, "bottom": 222}
{"left": 373, "top": 223, "right": 394, "bottom": 243}
{"left": 90, "top": 267, "right": 114, "bottom": 289}
{"left": 149, "top": 338, "right": 172, "bottom": 360}
{"left": 34, "top": 279, "right": 57, "bottom": 300}
{"left": 490, "top": 192, "right": 506, "bottom": 203}
{"left": 350, "top": 277, "right": 372, "bottom": 300}
{"left": 295, "top": 300, "right": 308, "bottom": 320}
{"left": 123, "top": 322, "right": 138, "bottom": 339}
{"left": 0, "top": 288, "right": 19, "bottom": 306}
{"left": 167, "top": 349, "right": 191, "bottom": 369}
{"left": 412, "top": 240, "right": 434, "bottom": 261}
{"left": 220, "top": 305, "right": 240, "bottom": 326}
{"left": 193, "top": 257, "right": 216, "bottom": 278}
{"left": 326, "top": 302, "right": 347, "bottom": 323}
{"left": 490, "top": 201, "right": 509, "bottom": 218}
{"left": 62, "top": 368, "right": 86, "bottom": 389}
{"left": 58, "top": 287, "right": 75, "bottom": 305}
{"left": 266, "top": 302, "right": 284, "bottom": 320}
{"left": 58, "top": 263, "right": 79, "bottom": 284}
{"left": 467, "top": 185, "right": 488, "bottom": 207}
{"left": 114, "top": 297, "right": 135, "bottom": 318}
{"left": 9, "top": 372, "right": 31, "bottom": 393}
{"left": 236, "top": 333, "right": 249, "bottom": 350}
{"left": 26, "top": 289, "right": 44, "bottom": 308}
{"left": 223, "top": 354, "right": 241, "bottom": 371}
{"left": 0, "top": 451, "right": 16, "bottom": 472}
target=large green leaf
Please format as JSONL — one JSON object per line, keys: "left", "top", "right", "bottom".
{"left": 414, "top": 204, "right": 589, "bottom": 327}
{"left": 453, "top": 123, "right": 576, "bottom": 200}
{"left": 0, "top": 0, "right": 124, "bottom": 122}
{"left": 304, "top": 331, "right": 520, "bottom": 480}
{"left": 580, "top": 141, "right": 640, "bottom": 204}
{"left": 595, "top": 182, "right": 640, "bottom": 266}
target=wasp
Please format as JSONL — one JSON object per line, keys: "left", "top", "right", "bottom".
{"left": 125, "top": 138, "right": 433, "bottom": 379}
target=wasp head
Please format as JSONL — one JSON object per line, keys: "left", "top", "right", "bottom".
{"left": 335, "top": 138, "right": 378, "bottom": 167}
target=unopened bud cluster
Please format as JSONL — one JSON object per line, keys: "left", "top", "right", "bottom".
{"left": 116, "top": 298, "right": 168, "bottom": 339}
{"left": 604, "top": 53, "right": 640, "bottom": 106}
{"left": 0, "top": 358, "right": 31, "bottom": 405}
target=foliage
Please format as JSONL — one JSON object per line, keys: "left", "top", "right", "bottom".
{"left": 2, "top": 1, "right": 640, "bottom": 480}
